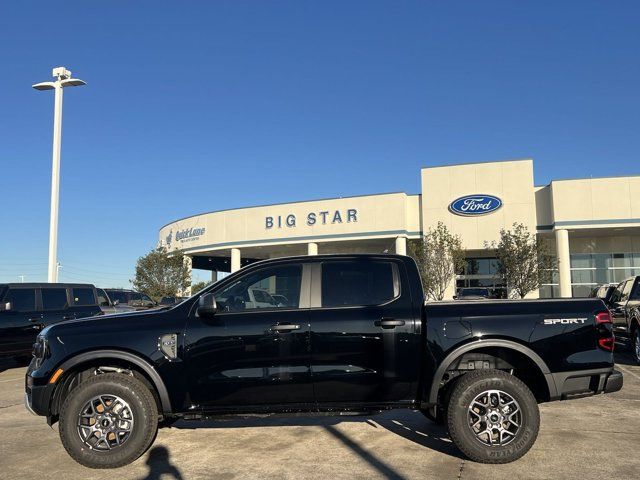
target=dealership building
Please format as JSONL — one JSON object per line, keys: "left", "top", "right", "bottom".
{"left": 159, "top": 159, "right": 640, "bottom": 299}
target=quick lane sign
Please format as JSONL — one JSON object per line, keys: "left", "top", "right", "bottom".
{"left": 166, "top": 227, "right": 206, "bottom": 246}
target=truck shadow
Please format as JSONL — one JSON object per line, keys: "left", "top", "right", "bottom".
{"left": 171, "top": 408, "right": 463, "bottom": 476}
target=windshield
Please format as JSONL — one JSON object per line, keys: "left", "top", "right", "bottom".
{"left": 106, "top": 290, "right": 128, "bottom": 304}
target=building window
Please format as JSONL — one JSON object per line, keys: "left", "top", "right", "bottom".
{"left": 456, "top": 257, "right": 506, "bottom": 298}
{"left": 548, "top": 252, "right": 640, "bottom": 298}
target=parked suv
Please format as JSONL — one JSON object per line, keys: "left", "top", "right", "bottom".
{"left": 96, "top": 288, "right": 136, "bottom": 315}
{"left": 103, "top": 289, "right": 157, "bottom": 310}
{"left": 0, "top": 283, "right": 101, "bottom": 360}
{"left": 454, "top": 287, "right": 491, "bottom": 300}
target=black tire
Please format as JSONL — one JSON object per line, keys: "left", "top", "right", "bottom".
{"left": 447, "top": 369, "right": 539, "bottom": 464}
{"left": 632, "top": 328, "right": 640, "bottom": 365}
{"left": 59, "top": 373, "right": 158, "bottom": 469}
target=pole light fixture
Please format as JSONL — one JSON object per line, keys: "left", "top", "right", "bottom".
{"left": 33, "top": 67, "right": 86, "bottom": 283}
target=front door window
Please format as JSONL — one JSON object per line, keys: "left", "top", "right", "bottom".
{"left": 214, "top": 265, "right": 302, "bottom": 312}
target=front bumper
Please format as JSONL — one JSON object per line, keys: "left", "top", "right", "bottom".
{"left": 24, "top": 392, "right": 36, "bottom": 416}
{"left": 24, "top": 372, "right": 55, "bottom": 417}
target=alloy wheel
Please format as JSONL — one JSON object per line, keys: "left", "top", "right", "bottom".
{"left": 467, "top": 389, "right": 521, "bottom": 446}
{"left": 77, "top": 394, "right": 134, "bottom": 451}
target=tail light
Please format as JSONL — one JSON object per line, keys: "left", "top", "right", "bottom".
{"left": 595, "top": 311, "right": 614, "bottom": 351}
{"left": 598, "top": 337, "right": 615, "bottom": 351}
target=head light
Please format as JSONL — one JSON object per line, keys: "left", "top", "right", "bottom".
{"left": 32, "top": 336, "right": 49, "bottom": 363}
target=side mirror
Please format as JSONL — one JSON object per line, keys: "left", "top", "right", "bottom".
{"left": 0, "top": 301, "right": 11, "bottom": 311}
{"left": 113, "top": 299, "right": 119, "bottom": 305}
{"left": 197, "top": 293, "right": 217, "bottom": 318}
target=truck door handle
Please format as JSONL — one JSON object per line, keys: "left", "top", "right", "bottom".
{"left": 271, "top": 324, "right": 300, "bottom": 332}
{"left": 375, "top": 318, "right": 405, "bottom": 329}
{"left": 28, "top": 317, "right": 41, "bottom": 323}
{"left": 63, "top": 315, "right": 75, "bottom": 320}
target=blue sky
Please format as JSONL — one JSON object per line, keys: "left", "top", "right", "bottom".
{"left": 0, "top": 1, "right": 638, "bottom": 286}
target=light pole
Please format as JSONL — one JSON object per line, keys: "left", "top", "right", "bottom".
{"left": 33, "top": 67, "right": 86, "bottom": 283}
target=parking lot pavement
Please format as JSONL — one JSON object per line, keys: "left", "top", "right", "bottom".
{"left": 1, "top": 354, "right": 639, "bottom": 480}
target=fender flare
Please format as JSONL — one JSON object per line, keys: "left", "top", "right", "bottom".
{"left": 57, "top": 349, "right": 172, "bottom": 414}
{"left": 629, "top": 312, "right": 640, "bottom": 333}
{"left": 427, "top": 339, "right": 556, "bottom": 405}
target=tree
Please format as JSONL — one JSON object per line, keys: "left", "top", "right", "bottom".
{"left": 409, "top": 222, "right": 466, "bottom": 301}
{"left": 132, "top": 247, "right": 191, "bottom": 301}
{"left": 191, "top": 280, "right": 211, "bottom": 295}
{"left": 487, "top": 223, "right": 556, "bottom": 299}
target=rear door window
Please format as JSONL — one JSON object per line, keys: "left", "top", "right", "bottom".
{"left": 73, "top": 288, "right": 96, "bottom": 306}
{"left": 42, "top": 288, "right": 69, "bottom": 310}
{"left": 321, "top": 261, "right": 399, "bottom": 308}
{"left": 5, "top": 288, "right": 37, "bottom": 312}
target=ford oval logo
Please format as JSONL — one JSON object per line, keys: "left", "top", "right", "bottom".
{"left": 449, "top": 194, "right": 502, "bottom": 216}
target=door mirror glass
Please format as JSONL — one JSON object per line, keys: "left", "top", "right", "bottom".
{"left": 197, "top": 293, "right": 217, "bottom": 317}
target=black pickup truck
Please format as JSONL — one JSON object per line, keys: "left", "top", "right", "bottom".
{"left": 25, "top": 254, "right": 622, "bottom": 468}
{"left": 606, "top": 276, "right": 640, "bottom": 362}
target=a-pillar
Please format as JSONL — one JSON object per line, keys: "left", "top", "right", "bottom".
{"left": 555, "top": 229, "right": 572, "bottom": 298}
{"left": 395, "top": 236, "right": 407, "bottom": 255}
{"left": 231, "top": 248, "right": 241, "bottom": 273}
{"left": 308, "top": 242, "right": 318, "bottom": 255}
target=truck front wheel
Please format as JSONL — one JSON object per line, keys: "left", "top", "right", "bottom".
{"left": 58, "top": 372, "right": 158, "bottom": 468}
{"left": 632, "top": 328, "right": 640, "bottom": 364}
{"left": 447, "top": 369, "right": 539, "bottom": 464}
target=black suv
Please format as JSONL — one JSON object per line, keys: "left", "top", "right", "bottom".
{"left": 103, "top": 289, "right": 157, "bottom": 310}
{"left": 0, "top": 283, "right": 101, "bottom": 360}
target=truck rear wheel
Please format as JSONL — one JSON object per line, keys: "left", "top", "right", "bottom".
{"left": 447, "top": 369, "right": 539, "bottom": 464}
{"left": 59, "top": 372, "right": 158, "bottom": 469}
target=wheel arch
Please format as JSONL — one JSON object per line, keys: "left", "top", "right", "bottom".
{"left": 427, "top": 339, "right": 556, "bottom": 405}
{"left": 53, "top": 350, "right": 172, "bottom": 415}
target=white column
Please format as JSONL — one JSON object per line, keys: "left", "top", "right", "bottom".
{"left": 231, "top": 248, "right": 241, "bottom": 273}
{"left": 555, "top": 229, "right": 572, "bottom": 298}
{"left": 308, "top": 242, "right": 318, "bottom": 255}
{"left": 47, "top": 84, "right": 64, "bottom": 283}
{"left": 211, "top": 270, "right": 218, "bottom": 283}
{"left": 395, "top": 236, "right": 407, "bottom": 256}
